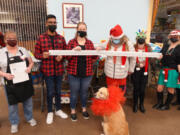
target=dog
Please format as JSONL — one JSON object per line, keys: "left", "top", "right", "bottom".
{"left": 91, "top": 86, "right": 129, "bottom": 135}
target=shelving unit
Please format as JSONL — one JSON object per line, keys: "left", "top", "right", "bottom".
{"left": 151, "top": 0, "right": 180, "bottom": 43}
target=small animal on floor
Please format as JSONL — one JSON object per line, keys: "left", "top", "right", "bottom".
{"left": 91, "top": 86, "right": 129, "bottom": 135}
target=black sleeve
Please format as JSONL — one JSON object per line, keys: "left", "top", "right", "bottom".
{"left": 160, "top": 42, "right": 169, "bottom": 54}
{"left": 175, "top": 45, "right": 180, "bottom": 64}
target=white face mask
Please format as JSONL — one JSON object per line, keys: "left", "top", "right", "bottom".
{"left": 112, "top": 39, "right": 121, "bottom": 45}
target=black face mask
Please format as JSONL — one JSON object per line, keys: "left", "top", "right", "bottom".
{"left": 7, "top": 40, "right": 17, "bottom": 47}
{"left": 48, "top": 25, "right": 57, "bottom": 32}
{"left": 77, "top": 31, "right": 87, "bottom": 38}
{"left": 137, "top": 38, "right": 145, "bottom": 44}
{"left": 170, "top": 38, "right": 178, "bottom": 43}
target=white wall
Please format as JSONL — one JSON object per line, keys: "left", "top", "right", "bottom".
{"left": 47, "top": 0, "right": 150, "bottom": 43}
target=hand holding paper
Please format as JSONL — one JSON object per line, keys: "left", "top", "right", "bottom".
{"left": 4, "top": 73, "right": 14, "bottom": 80}
{"left": 10, "top": 61, "right": 29, "bottom": 84}
{"left": 25, "top": 67, "right": 31, "bottom": 73}
{"left": 73, "top": 46, "right": 81, "bottom": 51}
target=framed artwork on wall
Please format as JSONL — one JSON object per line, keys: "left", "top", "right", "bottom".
{"left": 62, "top": 3, "right": 84, "bottom": 28}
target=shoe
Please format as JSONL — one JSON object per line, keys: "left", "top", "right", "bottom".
{"left": 160, "top": 104, "right": 170, "bottom": 110}
{"left": 133, "top": 92, "right": 138, "bottom": 113}
{"left": 46, "top": 112, "right": 54, "bottom": 124}
{"left": 133, "top": 105, "right": 138, "bottom": 113}
{"left": 28, "top": 118, "right": 37, "bottom": 127}
{"left": 160, "top": 92, "right": 174, "bottom": 111}
{"left": 55, "top": 110, "right": 68, "bottom": 119}
{"left": 11, "top": 124, "right": 18, "bottom": 134}
{"left": 152, "top": 92, "right": 163, "bottom": 109}
{"left": 139, "top": 93, "right": 146, "bottom": 113}
{"left": 153, "top": 103, "right": 164, "bottom": 109}
{"left": 71, "top": 113, "right": 77, "bottom": 122}
{"left": 139, "top": 104, "right": 146, "bottom": 113}
{"left": 82, "top": 111, "right": 89, "bottom": 120}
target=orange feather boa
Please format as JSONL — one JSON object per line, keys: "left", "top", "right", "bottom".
{"left": 91, "top": 86, "right": 126, "bottom": 116}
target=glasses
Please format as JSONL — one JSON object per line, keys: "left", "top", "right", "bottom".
{"left": 47, "top": 21, "right": 57, "bottom": 24}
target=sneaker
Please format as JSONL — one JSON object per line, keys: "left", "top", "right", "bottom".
{"left": 11, "top": 124, "right": 18, "bottom": 134}
{"left": 82, "top": 111, "right": 89, "bottom": 120}
{"left": 71, "top": 113, "right": 77, "bottom": 122}
{"left": 28, "top": 118, "right": 37, "bottom": 127}
{"left": 55, "top": 110, "right": 68, "bottom": 119}
{"left": 46, "top": 112, "right": 54, "bottom": 124}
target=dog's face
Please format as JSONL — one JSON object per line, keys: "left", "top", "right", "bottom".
{"left": 95, "top": 87, "right": 109, "bottom": 100}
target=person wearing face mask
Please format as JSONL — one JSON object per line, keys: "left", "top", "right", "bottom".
{"left": 131, "top": 30, "right": 153, "bottom": 113}
{"left": 66, "top": 22, "right": 98, "bottom": 122}
{"left": 0, "top": 31, "right": 36, "bottom": 133}
{"left": 35, "top": 14, "right": 68, "bottom": 124}
{"left": 153, "top": 30, "right": 180, "bottom": 111}
{"left": 97, "top": 24, "right": 136, "bottom": 90}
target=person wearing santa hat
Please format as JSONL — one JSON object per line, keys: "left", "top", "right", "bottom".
{"left": 153, "top": 30, "right": 180, "bottom": 111}
{"left": 97, "top": 24, "right": 136, "bottom": 91}
{"left": 131, "top": 30, "right": 153, "bottom": 113}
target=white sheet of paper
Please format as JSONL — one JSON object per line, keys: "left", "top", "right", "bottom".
{"left": 10, "top": 61, "right": 29, "bottom": 84}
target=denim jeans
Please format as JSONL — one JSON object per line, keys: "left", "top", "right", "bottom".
{"left": 68, "top": 74, "right": 92, "bottom": 109}
{"left": 44, "top": 75, "right": 62, "bottom": 112}
{"left": 4, "top": 86, "right": 33, "bottom": 125}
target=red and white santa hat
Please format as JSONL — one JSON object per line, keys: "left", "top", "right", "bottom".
{"left": 110, "top": 24, "right": 124, "bottom": 39}
{"left": 109, "top": 24, "right": 126, "bottom": 68}
{"left": 169, "top": 30, "right": 180, "bottom": 36}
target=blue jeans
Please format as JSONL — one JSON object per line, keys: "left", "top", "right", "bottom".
{"left": 68, "top": 74, "right": 92, "bottom": 109}
{"left": 44, "top": 75, "right": 62, "bottom": 112}
{"left": 4, "top": 87, "right": 33, "bottom": 125}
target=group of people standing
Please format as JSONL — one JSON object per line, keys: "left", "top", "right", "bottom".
{"left": 0, "top": 14, "right": 180, "bottom": 134}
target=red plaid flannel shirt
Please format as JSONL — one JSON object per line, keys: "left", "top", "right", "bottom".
{"left": 35, "top": 32, "right": 66, "bottom": 76}
{"left": 66, "top": 38, "right": 98, "bottom": 76}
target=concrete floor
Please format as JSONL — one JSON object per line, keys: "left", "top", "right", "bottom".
{"left": 0, "top": 86, "right": 180, "bottom": 135}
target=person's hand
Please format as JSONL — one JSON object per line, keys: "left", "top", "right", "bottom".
{"left": 96, "top": 47, "right": 103, "bottom": 51}
{"left": 4, "top": 73, "right": 14, "bottom": 80}
{"left": 43, "top": 52, "right": 50, "bottom": 59}
{"left": 25, "top": 67, "right": 31, "bottom": 73}
{"left": 157, "top": 54, "right": 163, "bottom": 60}
{"left": 56, "top": 56, "right": 63, "bottom": 62}
{"left": 140, "top": 62, "right": 145, "bottom": 68}
{"left": 73, "top": 46, "right": 81, "bottom": 51}
{"left": 128, "top": 72, "right": 133, "bottom": 75}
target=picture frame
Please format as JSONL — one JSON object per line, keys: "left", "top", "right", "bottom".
{"left": 62, "top": 3, "right": 84, "bottom": 28}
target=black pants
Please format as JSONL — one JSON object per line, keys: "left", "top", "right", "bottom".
{"left": 132, "top": 68, "right": 148, "bottom": 105}
{"left": 175, "top": 88, "right": 180, "bottom": 103}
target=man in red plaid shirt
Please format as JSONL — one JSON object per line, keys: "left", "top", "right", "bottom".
{"left": 35, "top": 14, "right": 68, "bottom": 124}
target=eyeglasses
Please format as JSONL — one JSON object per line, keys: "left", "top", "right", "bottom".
{"left": 47, "top": 21, "right": 57, "bottom": 24}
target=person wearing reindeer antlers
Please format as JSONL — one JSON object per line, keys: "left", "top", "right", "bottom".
{"left": 131, "top": 30, "right": 153, "bottom": 113}
{"left": 153, "top": 30, "right": 180, "bottom": 111}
